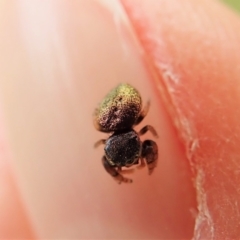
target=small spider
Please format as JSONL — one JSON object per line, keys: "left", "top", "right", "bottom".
{"left": 93, "top": 83, "right": 158, "bottom": 183}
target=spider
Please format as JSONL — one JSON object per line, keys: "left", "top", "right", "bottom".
{"left": 93, "top": 83, "right": 158, "bottom": 183}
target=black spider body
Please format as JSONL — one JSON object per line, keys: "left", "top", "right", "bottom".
{"left": 105, "top": 129, "right": 141, "bottom": 167}
{"left": 94, "top": 83, "right": 158, "bottom": 183}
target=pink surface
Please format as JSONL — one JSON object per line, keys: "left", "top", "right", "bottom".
{"left": 0, "top": 0, "right": 239, "bottom": 239}
{"left": 121, "top": 0, "right": 240, "bottom": 238}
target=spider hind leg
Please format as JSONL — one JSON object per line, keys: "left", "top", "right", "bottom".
{"left": 134, "top": 101, "right": 150, "bottom": 126}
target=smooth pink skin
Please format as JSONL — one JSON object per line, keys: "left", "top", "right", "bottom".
{"left": 0, "top": 0, "right": 195, "bottom": 238}
{"left": 0, "top": 0, "right": 239, "bottom": 239}
{"left": 0, "top": 111, "right": 35, "bottom": 238}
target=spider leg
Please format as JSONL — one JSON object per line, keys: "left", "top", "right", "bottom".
{"left": 137, "top": 158, "right": 146, "bottom": 169}
{"left": 102, "top": 156, "right": 133, "bottom": 183}
{"left": 134, "top": 100, "right": 150, "bottom": 126}
{"left": 142, "top": 140, "right": 158, "bottom": 175}
{"left": 139, "top": 125, "right": 158, "bottom": 138}
{"left": 118, "top": 166, "right": 135, "bottom": 174}
{"left": 94, "top": 139, "right": 106, "bottom": 148}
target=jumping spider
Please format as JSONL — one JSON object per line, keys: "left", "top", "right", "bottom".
{"left": 93, "top": 83, "right": 158, "bottom": 183}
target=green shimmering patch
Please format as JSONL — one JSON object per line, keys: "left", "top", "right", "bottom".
{"left": 94, "top": 83, "right": 142, "bottom": 132}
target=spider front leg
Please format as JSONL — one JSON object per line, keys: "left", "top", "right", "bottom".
{"left": 102, "top": 156, "right": 133, "bottom": 184}
{"left": 141, "top": 140, "right": 158, "bottom": 175}
{"left": 137, "top": 157, "right": 146, "bottom": 170}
